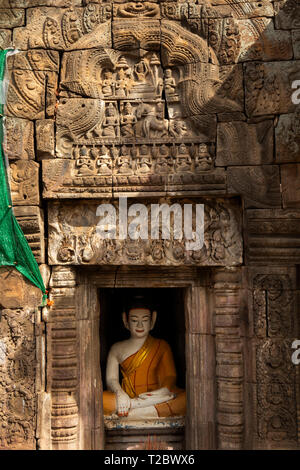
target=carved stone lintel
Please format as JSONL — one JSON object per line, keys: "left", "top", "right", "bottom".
{"left": 47, "top": 198, "right": 243, "bottom": 267}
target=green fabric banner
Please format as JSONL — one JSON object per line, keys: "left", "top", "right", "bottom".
{"left": 0, "top": 49, "right": 46, "bottom": 305}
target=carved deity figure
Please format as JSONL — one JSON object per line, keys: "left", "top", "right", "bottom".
{"left": 164, "top": 69, "right": 176, "bottom": 96}
{"left": 155, "top": 144, "right": 173, "bottom": 173}
{"left": 135, "top": 102, "right": 168, "bottom": 138}
{"left": 121, "top": 102, "right": 137, "bottom": 137}
{"left": 116, "top": 145, "right": 133, "bottom": 174}
{"left": 96, "top": 145, "right": 112, "bottom": 175}
{"left": 102, "top": 103, "right": 119, "bottom": 137}
{"left": 175, "top": 143, "right": 192, "bottom": 172}
{"left": 75, "top": 146, "right": 94, "bottom": 175}
{"left": 134, "top": 59, "right": 149, "bottom": 82}
{"left": 137, "top": 144, "right": 152, "bottom": 173}
{"left": 103, "top": 301, "right": 186, "bottom": 418}
{"left": 101, "top": 70, "right": 115, "bottom": 97}
{"left": 195, "top": 143, "right": 213, "bottom": 172}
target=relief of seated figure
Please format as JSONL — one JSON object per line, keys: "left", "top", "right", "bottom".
{"left": 103, "top": 300, "right": 186, "bottom": 419}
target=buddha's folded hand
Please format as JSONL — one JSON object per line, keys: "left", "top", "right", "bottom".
{"left": 116, "top": 389, "right": 131, "bottom": 416}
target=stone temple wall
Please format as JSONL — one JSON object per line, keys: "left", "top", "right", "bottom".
{"left": 0, "top": 0, "right": 299, "bottom": 450}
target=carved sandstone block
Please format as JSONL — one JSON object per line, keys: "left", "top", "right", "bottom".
{"left": 0, "top": 9, "right": 25, "bottom": 28}
{"left": 0, "top": 29, "right": 12, "bottom": 50}
{"left": 274, "top": 0, "right": 300, "bottom": 30}
{"left": 216, "top": 120, "right": 273, "bottom": 166}
{"left": 227, "top": 166, "right": 281, "bottom": 208}
{"left": 42, "top": 158, "right": 227, "bottom": 198}
{"left": 275, "top": 112, "right": 300, "bottom": 163}
{"left": 292, "top": 30, "right": 300, "bottom": 59}
{"left": 0, "top": 307, "right": 37, "bottom": 450}
{"left": 237, "top": 18, "right": 292, "bottom": 62}
{"left": 5, "top": 70, "right": 58, "bottom": 120}
{"left": 6, "top": 50, "right": 59, "bottom": 72}
{"left": 245, "top": 208, "right": 300, "bottom": 265}
{"left": 0, "top": 0, "right": 81, "bottom": 5}
{"left": 13, "top": 6, "right": 111, "bottom": 50}
{"left": 244, "top": 61, "right": 300, "bottom": 117}
{"left": 3, "top": 117, "right": 35, "bottom": 161}
{"left": 47, "top": 198, "right": 243, "bottom": 266}
{"left": 113, "top": 19, "right": 161, "bottom": 51}
{"left": 14, "top": 206, "right": 45, "bottom": 264}
{"left": 0, "top": 267, "right": 42, "bottom": 308}
{"left": 9, "top": 161, "right": 40, "bottom": 206}
{"left": 281, "top": 164, "right": 300, "bottom": 208}
{"left": 247, "top": 267, "right": 297, "bottom": 339}
{"left": 113, "top": 2, "right": 161, "bottom": 19}
{"left": 36, "top": 120, "right": 55, "bottom": 159}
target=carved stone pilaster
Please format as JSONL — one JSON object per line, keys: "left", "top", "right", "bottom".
{"left": 248, "top": 267, "right": 299, "bottom": 449}
{"left": 213, "top": 267, "right": 244, "bottom": 449}
{"left": 185, "top": 285, "right": 216, "bottom": 450}
{"left": 47, "top": 266, "right": 79, "bottom": 450}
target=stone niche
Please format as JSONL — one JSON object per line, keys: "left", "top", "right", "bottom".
{"left": 48, "top": 264, "right": 245, "bottom": 450}
{"left": 2, "top": 0, "right": 300, "bottom": 452}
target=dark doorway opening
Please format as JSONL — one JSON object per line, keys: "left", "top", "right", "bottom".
{"left": 99, "top": 287, "right": 186, "bottom": 391}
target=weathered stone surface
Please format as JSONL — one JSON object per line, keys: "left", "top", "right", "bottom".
{"left": 0, "top": 267, "right": 42, "bottom": 309}
{"left": 216, "top": 120, "right": 273, "bottom": 166}
{"left": 48, "top": 198, "right": 243, "bottom": 266}
{"left": 36, "top": 120, "right": 55, "bottom": 159}
{"left": 211, "top": 2, "right": 274, "bottom": 19}
{"left": 1, "top": 0, "right": 81, "bottom": 6}
{"left": 275, "top": 111, "right": 300, "bottom": 163}
{"left": 14, "top": 206, "right": 45, "bottom": 264}
{"left": 42, "top": 158, "right": 227, "bottom": 198}
{"left": 255, "top": 338, "right": 298, "bottom": 444}
{"left": 7, "top": 50, "right": 59, "bottom": 72}
{"left": 3, "top": 117, "right": 35, "bottom": 161}
{"left": 0, "top": 9, "right": 25, "bottom": 28}
{"left": 244, "top": 61, "right": 300, "bottom": 117}
{"left": 237, "top": 18, "right": 292, "bottom": 62}
{"left": 9, "top": 161, "right": 40, "bottom": 206}
{"left": 209, "top": 17, "right": 292, "bottom": 65}
{"left": 0, "top": 307, "right": 37, "bottom": 450}
{"left": 113, "top": 19, "right": 161, "bottom": 51}
{"left": 247, "top": 266, "right": 297, "bottom": 337}
{"left": 0, "top": 30, "right": 12, "bottom": 50}
{"left": 292, "top": 30, "right": 300, "bottom": 59}
{"left": 281, "top": 164, "right": 300, "bottom": 208}
{"left": 5, "top": 70, "right": 57, "bottom": 120}
{"left": 13, "top": 7, "right": 112, "bottom": 50}
{"left": 274, "top": 0, "right": 300, "bottom": 30}
{"left": 227, "top": 166, "right": 281, "bottom": 208}
{"left": 245, "top": 209, "right": 300, "bottom": 264}
{"left": 2, "top": 0, "right": 300, "bottom": 453}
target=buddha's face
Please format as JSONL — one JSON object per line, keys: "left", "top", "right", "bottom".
{"left": 126, "top": 308, "right": 153, "bottom": 339}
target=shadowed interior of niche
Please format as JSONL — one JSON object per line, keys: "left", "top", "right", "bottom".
{"left": 99, "top": 287, "right": 186, "bottom": 391}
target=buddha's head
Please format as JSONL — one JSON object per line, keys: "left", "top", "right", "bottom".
{"left": 122, "top": 299, "right": 157, "bottom": 339}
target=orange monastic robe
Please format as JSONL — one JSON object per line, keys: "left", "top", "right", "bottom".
{"left": 103, "top": 336, "right": 186, "bottom": 417}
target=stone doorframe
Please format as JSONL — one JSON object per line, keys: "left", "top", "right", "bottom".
{"left": 42, "top": 265, "right": 244, "bottom": 450}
